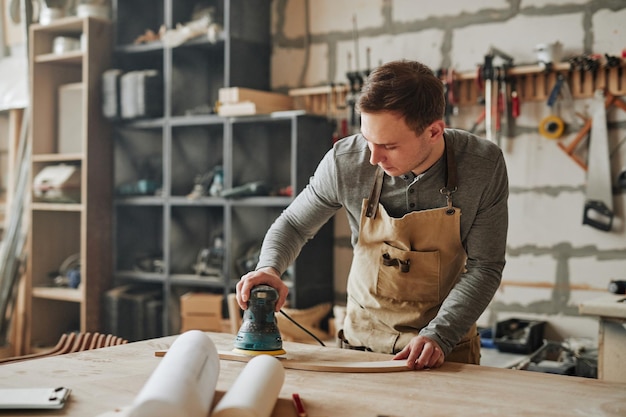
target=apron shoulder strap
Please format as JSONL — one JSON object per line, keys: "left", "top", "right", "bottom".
{"left": 365, "top": 167, "right": 385, "bottom": 218}
{"left": 443, "top": 135, "right": 458, "bottom": 193}
{"left": 441, "top": 134, "right": 459, "bottom": 214}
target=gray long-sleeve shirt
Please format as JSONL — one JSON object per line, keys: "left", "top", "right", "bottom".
{"left": 257, "top": 128, "right": 509, "bottom": 354}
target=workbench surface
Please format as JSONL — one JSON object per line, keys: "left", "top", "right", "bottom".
{"left": 1, "top": 332, "right": 625, "bottom": 416}
{"left": 579, "top": 294, "right": 626, "bottom": 319}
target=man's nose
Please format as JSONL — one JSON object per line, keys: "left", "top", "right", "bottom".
{"left": 369, "top": 146, "right": 384, "bottom": 165}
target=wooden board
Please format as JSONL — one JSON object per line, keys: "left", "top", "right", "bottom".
{"left": 154, "top": 349, "right": 410, "bottom": 373}
{"left": 219, "top": 350, "right": 409, "bottom": 373}
{"left": 579, "top": 295, "right": 626, "bottom": 319}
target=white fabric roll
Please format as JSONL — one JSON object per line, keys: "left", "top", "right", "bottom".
{"left": 128, "top": 330, "right": 220, "bottom": 417}
{"left": 211, "top": 355, "right": 285, "bottom": 417}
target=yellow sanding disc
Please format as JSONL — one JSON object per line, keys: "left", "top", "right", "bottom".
{"left": 539, "top": 115, "right": 565, "bottom": 139}
{"left": 232, "top": 347, "right": 287, "bottom": 357}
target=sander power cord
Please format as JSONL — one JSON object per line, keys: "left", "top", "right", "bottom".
{"left": 279, "top": 309, "right": 326, "bottom": 347}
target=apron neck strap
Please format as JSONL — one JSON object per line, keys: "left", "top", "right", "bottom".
{"left": 366, "top": 134, "right": 458, "bottom": 219}
{"left": 442, "top": 134, "right": 458, "bottom": 193}
{"left": 366, "top": 167, "right": 385, "bottom": 218}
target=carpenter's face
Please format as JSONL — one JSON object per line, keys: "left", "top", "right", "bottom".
{"left": 361, "top": 111, "right": 442, "bottom": 177}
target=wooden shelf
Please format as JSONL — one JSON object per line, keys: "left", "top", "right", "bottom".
{"left": 30, "top": 202, "right": 83, "bottom": 212}
{"left": 32, "top": 153, "right": 83, "bottom": 162}
{"left": 35, "top": 51, "right": 83, "bottom": 65}
{"left": 32, "top": 287, "right": 82, "bottom": 303}
{"left": 31, "top": 16, "right": 87, "bottom": 33}
{"left": 26, "top": 17, "right": 113, "bottom": 352}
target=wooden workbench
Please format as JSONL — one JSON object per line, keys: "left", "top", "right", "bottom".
{"left": 1, "top": 332, "right": 625, "bottom": 416}
{"left": 579, "top": 294, "right": 626, "bottom": 383}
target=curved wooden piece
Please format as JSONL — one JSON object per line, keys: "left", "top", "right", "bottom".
{"left": 90, "top": 333, "right": 106, "bottom": 350}
{"left": 69, "top": 333, "right": 87, "bottom": 353}
{"left": 55, "top": 332, "right": 77, "bottom": 355}
{"left": 0, "top": 333, "right": 69, "bottom": 364}
{"left": 48, "top": 333, "right": 69, "bottom": 355}
{"left": 89, "top": 333, "right": 101, "bottom": 350}
{"left": 219, "top": 350, "right": 410, "bottom": 373}
{"left": 154, "top": 349, "right": 410, "bottom": 373}
{"left": 80, "top": 333, "right": 94, "bottom": 351}
{"left": 217, "top": 350, "right": 409, "bottom": 373}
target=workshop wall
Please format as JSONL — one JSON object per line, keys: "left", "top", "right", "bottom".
{"left": 270, "top": 0, "right": 626, "bottom": 341}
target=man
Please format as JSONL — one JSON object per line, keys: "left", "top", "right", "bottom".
{"left": 236, "top": 59, "right": 508, "bottom": 370}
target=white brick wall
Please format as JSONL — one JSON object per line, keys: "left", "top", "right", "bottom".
{"left": 451, "top": 13, "right": 585, "bottom": 70}
{"left": 392, "top": 0, "right": 508, "bottom": 22}
{"left": 593, "top": 9, "right": 626, "bottom": 55}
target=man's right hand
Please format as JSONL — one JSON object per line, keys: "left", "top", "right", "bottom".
{"left": 236, "top": 267, "right": 289, "bottom": 312}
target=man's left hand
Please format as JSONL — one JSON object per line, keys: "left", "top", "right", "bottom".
{"left": 393, "top": 335, "right": 445, "bottom": 370}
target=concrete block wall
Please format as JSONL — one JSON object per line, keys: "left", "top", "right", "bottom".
{"left": 271, "top": 0, "right": 626, "bottom": 341}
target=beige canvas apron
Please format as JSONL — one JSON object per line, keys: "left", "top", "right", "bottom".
{"left": 342, "top": 138, "right": 480, "bottom": 364}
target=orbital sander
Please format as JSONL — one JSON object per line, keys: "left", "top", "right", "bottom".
{"left": 233, "top": 284, "right": 286, "bottom": 356}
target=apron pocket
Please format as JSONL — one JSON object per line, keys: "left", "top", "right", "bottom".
{"left": 376, "top": 243, "right": 440, "bottom": 303}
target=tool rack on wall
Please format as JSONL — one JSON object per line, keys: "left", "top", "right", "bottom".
{"left": 109, "top": 0, "right": 335, "bottom": 339}
{"left": 452, "top": 61, "right": 626, "bottom": 106}
{"left": 290, "top": 61, "right": 626, "bottom": 117}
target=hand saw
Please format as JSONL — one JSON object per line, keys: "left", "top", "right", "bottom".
{"left": 583, "top": 89, "right": 613, "bottom": 231}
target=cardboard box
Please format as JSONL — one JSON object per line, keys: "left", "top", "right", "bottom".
{"left": 180, "top": 292, "right": 222, "bottom": 315}
{"left": 218, "top": 87, "right": 293, "bottom": 107}
{"left": 180, "top": 292, "right": 223, "bottom": 332}
{"left": 217, "top": 87, "right": 294, "bottom": 116}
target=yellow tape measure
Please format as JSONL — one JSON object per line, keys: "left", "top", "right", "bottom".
{"left": 538, "top": 115, "right": 565, "bottom": 139}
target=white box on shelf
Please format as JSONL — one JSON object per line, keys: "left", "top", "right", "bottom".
{"left": 57, "top": 82, "right": 83, "bottom": 154}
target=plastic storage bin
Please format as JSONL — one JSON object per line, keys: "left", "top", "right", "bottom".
{"left": 494, "top": 318, "right": 546, "bottom": 354}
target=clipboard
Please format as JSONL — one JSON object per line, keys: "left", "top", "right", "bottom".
{"left": 0, "top": 387, "right": 71, "bottom": 409}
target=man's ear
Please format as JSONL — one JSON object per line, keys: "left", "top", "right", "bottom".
{"left": 427, "top": 120, "right": 445, "bottom": 142}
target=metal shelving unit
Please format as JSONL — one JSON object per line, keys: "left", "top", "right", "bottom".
{"left": 110, "top": 0, "right": 334, "bottom": 338}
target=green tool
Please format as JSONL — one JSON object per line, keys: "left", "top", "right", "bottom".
{"left": 233, "top": 285, "right": 286, "bottom": 356}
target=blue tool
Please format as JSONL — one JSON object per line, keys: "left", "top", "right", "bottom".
{"left": 233, "top": 285, "right": 286, "bottom": 356}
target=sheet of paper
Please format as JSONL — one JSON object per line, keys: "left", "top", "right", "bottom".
{"left": 128, "top": 330, "right": 220, "bottom": 417}
{"left": 212, "top": 354, "right": 285, "bottom": 417}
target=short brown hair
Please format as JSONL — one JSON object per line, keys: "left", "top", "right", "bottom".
{"left": 357, "top": 60, "right": 445, "bottom": 135}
